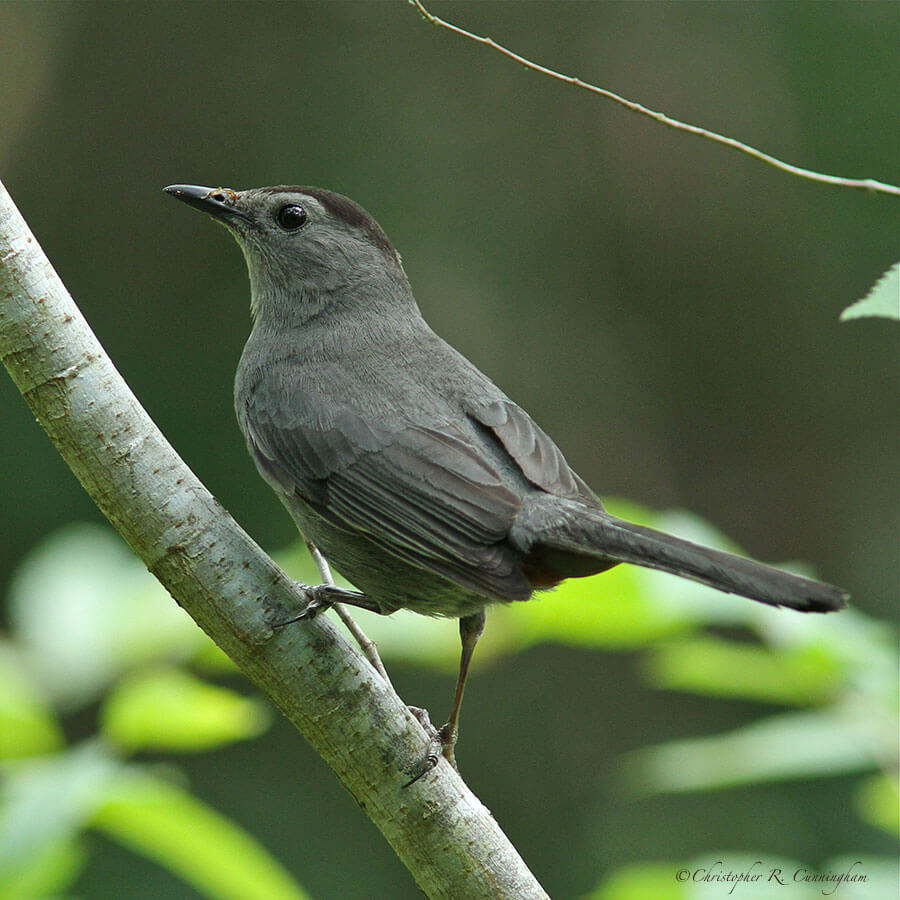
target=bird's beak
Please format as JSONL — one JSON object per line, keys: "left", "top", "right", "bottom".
{"left": 163, "top": 184, "right": 249, "bottom": 223}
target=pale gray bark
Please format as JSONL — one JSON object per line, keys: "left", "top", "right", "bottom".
{"left": 0, "top": 178, "right": 549, "bottom": 900}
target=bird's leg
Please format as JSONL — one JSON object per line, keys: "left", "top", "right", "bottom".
{"left": 401, "top": 611, "right": 486, "bottom": 787}
{"left": 438, "top": 610, "right": 486, "bottom": 769}
{"left": 302, "top": 542, "right": 393, "bottom": 687}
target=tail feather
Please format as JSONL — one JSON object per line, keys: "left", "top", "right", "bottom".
{"left": 516, "top": 502, "right": 848, "bottom": 613}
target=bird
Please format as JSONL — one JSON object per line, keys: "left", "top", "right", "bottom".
{"left": 165, "top": 183, "right": 848, "bottom": 772}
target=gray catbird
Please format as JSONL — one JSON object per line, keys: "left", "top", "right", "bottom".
{"left": 165, "top": 183, "right": 847, "bottom": 766}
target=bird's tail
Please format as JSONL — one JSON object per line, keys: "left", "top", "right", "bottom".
{"left": 515, "top": 501, "right": 848, "bottom": 612}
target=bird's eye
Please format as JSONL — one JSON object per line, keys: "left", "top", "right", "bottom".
{"left": 276, "top": 204, "right": 308, "bottom": 231}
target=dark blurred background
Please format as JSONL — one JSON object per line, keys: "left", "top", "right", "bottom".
{"left": 1, "top": 2, "right": 897, "bottom": 898}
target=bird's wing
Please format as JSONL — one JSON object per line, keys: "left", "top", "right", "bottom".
{"left": 239, "top": 384, "right": 532, "bottom": 600}
{"left": 466, "top": 398, "right": 600, "bottom": 505}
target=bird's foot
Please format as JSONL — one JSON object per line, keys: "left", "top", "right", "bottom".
{"left": 402, "top": 707, "right": 458, "bottom": 787}
{"left": 273, "top": 583, "right": 377, "bottom": 627}
{"left": 274, "top": 583, "right": 396, "bottom": 689}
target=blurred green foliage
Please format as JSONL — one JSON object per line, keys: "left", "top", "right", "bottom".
{"left": 0, "top": 527, "right": 309, "bottom": 899}
{"left": 1, "top": 507, "right": 895, "bottom": 897}
{"left": 101, "top": 668, "right": 270, "bottom": 752}
{"left": 1, "top": 1, "right": 897, "bottom": 896}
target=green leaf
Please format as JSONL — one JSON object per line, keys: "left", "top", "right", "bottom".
{"left": 91, "top": 771, "right": 310, "bottom": 900}
{"left": 100, "top": 668, "right": 270, "bottom": 752}
{"left": 0, "top": 642, "right": 63, "bottom": 760}
{"left": 7, "top": 524, "right": 212, "bottom": 707}
{"left": 0, "top": 742, "right": 120, "bottom": 880}
{"left": 583, "top": 861, "right": 686, "bottom": 900}
{"left": 840, "top": 262, "right": 900, "bottom": 321}
{"left": 644, "top": 637, "right": 843, "bottom": 706}
{"left": 854, "top": 775, "right": 900, "bottom": 837}
{"left": 0, "top": 837, "right": 85, "bottom": 900}
{"left": 506, "top": 565, "right": 692, "bottom": 649}
{"left": 625, "top": 705, "right": 886, "bottom": 793}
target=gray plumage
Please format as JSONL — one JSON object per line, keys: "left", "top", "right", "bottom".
{"left": 165, "top": 184, "right": 847, "bottom": 622}
{"left": 166, "top": 183, "right": 848, "bottom": 768}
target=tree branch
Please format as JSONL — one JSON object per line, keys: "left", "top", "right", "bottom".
{"left": 409, "top": 0, "right": 900, "bottom": 197}
{"left": 0, "top": 178, "right": 549, "bottom": 900}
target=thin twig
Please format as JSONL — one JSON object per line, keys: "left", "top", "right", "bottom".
{"left": 409, "top": 0, "right": 900, "bottom": 197}
{"left": 307, "top": 542, "right": 394, "bottom": 686}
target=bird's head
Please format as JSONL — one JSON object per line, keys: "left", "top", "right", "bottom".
{"left": 165, "top": 184, "right": 409, "bottom": 325}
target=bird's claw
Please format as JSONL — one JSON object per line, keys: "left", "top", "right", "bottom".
{"left": 402, "top": 707, "right": 457, "bottom": 787}
{"left": 272, "top": 583, "right": 366, "bottom": 627}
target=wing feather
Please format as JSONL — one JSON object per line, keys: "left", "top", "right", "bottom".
{"left": 240, "top": 382, "right": 530, "bottom": 599}
{"left": 467, "top": 399, "right": 599, "bottom": 504}
{"left": 238, "top": 366, "right": 600, "bottom": 601}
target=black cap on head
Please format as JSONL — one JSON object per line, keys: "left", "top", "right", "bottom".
{"left": 258, "top": 186, "right": 396, "bottom": 257}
